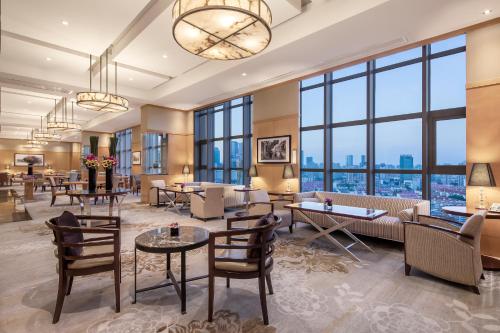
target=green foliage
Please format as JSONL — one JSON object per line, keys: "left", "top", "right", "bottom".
{"left": 109, "top": 136, "right": 118, "bottom": 157}
{"left": 89, "top": 136, "right": 99, "bottom": 156}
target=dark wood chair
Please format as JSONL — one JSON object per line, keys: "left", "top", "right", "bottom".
{"left": 208, "top": 214, "right": 280, "bottom": 325}
{"left": 45, "top": 215, "right": 121, "bottom": 324}
{"left": 48, "top": 176, "right": 70, "bottom": 206}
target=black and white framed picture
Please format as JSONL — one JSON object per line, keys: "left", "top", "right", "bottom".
{"left": 132, "top": 151, "right": 141, "bottom": 165}
{"left": 257, "top": 135, "right": 291, "bottom": 163}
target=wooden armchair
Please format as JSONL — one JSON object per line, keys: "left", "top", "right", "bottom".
{"left": 46, "top": 214, "right": 121, "bottom": 323}
{"left": 248, "top": 189, "right": 293, "bottom": 233}
{"left": 48, "top": 176, "right": 70, "bottom": 206}
{"left": 208, "top": 214, "right": 280, "bottom": 325}
{"left": 404, "top": 211, "right": 487, "bottom": 294}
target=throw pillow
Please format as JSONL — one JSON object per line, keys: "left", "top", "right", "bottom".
{"left": 56, "top": 211, "right": 83, "bottom": 257}
{"left": 459, "top": 212, "right": 486, "bottom": 245}
{"left": 247, "top": 212, "right": 275, "bottom": 258}
{"left": 397, "top": 208, "right": 414, "bottom": 222}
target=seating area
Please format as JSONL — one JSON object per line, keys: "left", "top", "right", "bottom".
{"left": 1, "top": 1, "right": 500, "bottom": 332}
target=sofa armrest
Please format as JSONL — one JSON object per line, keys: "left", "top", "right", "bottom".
{"left": 413, "top": 201, "right": 430, "bottom": 219}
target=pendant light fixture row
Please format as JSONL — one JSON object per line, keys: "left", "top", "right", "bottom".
{"left": 172, "top": 0, "right": 272, "bottom": 60}
{"left": 77, "top": 49, "right": 129, "bottom": 112}
{"left": 33, "top": 116, "right": 61, "bottom": 141}
{"left": 47, "top": 98, "right": 82, "bottom": 131}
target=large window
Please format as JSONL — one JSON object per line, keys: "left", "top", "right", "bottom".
{"left": 300, "top": 34, "right": 466, "bottom": 219}
{"left": 115, "top": 129, "right": 132, "bottom": 176}
{"left": 143, "top": 133, "right": 168, "bottom": 175}
{"left": 194, "top": 96, "right": 252, "bottom": 185}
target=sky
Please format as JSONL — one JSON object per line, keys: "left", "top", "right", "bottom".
{"left": 300, "top": 35, "right": 466, "bottom": 167}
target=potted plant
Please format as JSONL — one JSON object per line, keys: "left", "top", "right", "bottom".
{"left": 169, "top": 222, "right": 179, "bottom": 237}
{"left": 82, "top": 154, "right": 99, "bottom": 192}
{"left": 22, "top": 155, "right": 41, "bottom": 175}
{"left": 101, "top": 156, "right": 117, "bottom": 191}
{"left": 324, "top": 198, "right": 333, "bottom": 209}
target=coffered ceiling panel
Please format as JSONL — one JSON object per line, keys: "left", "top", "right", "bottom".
{"left": 3, "top": 0, "right": 150, "bottom": 55}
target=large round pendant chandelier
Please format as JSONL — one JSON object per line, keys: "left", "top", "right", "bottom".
{"left": 47, "top": 98, "right": 82, "bottom": 131}
{"left": 172, "top": 0, "right": 272, "bottom": 60}
{"left": 33, "top": 116, "right": 61, "bottom": 141}
{"left": 77, "top": 50, "right": 129, "bottom": 112}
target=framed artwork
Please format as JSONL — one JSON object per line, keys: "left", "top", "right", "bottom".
{"left": 14, "top": 153, "right": 45, "bottom": 166}
{"left": 257, "top": 135, "right": 291, "bottom": 163}
{"left": 132, "top": 151, "right": 141, "bottom": 165}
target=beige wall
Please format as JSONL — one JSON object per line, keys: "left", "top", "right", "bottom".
{"left": 0, "top": 138, "right": 74, "bottom": 173}
{"left": 131, "top": 125, "right": 142, "bottom": 175}
{"left": 466, "top": 23, "right": 500, "bottom": 260}
{"left": 252, "top": 81, "right": 300, "bottom": 192}
{"left": 140, "top": 105, "right": 193, "bottom": 202}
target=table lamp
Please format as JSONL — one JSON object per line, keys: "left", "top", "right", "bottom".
{"left": 282, "top": 164, "right": 295, "bottom": 192}
{"left": 248, "top": 165, "right": 258, "bottom": 188}
{"left": 182, "top": 165, "right": 190, "bottom": 183}
{"left": 468, "top": 163, "right": 496, "bottom": 209}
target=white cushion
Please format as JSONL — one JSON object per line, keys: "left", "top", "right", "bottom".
{"left": 250, "top": 190, "right": 270, "bottom": 203}
{"left": 302, "top": 197, "right": 320, "bottom": 203}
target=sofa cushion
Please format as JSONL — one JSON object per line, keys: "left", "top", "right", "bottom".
{"left": 56, "top": 211, "right": 83, "bottom": 257}
{"left": 397, "top": 208, "right": 414, "bottom": 222}
{"left": 302, "top": 197, "right": 320, "bottom": 203}
{"left": 151, "top": 180, "right": 166, "bottom": 189}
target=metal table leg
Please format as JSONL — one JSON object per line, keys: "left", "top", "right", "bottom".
{"left": 181, "top": 251, "right": 186, "bottom": 314}
{"left": 133, "top": 246, "right": 137, "bottom": 304}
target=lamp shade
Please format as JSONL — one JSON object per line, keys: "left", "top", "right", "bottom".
{"left": 248, "top": 165, "right": 258, "bottom": 177}
{"left": 468, "top": 163, "right": 496, "bottom": 187}
{"left": 282, "top": 165, "right": 295, "bottom": 179}
{"left": 182, "top": 165, "right": 190, "bottom": 175}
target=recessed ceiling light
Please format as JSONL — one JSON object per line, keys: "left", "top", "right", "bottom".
{"left": 46, "top": 57, "right": 52, "bottom": 61}
{"left": 483, "top": 9, "right": 492, "bottom": 15}
{"left": 241, "top": 72, "right": 247, "bottom": 77}
{"left": 129, "top": 77, "right": 134, "bottom": 81}
{"left": 62, "top": 20, "right": 69, "bottom": 26}
{"left": 162, "top": 54, "right": 168, "bottom": 59}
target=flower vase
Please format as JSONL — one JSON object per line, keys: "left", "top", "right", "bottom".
{"left": 88, "top": 168, "right": 97, "bottom": 192}
{"left": 105, "top": 168, "right": 113, "bottom": 191}
{"left": 27, "top": 164, "right": 33, "bottom": 176}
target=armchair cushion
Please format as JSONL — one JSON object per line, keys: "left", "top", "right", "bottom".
{"left": 67, "top": 244, "right": 114, "bottom": 269}
{"left": 56, "top": 211, "right": 83, "bottom": 257}
{"left": 247, "top": 212, "right": 275, "bottom": 258}
{"left": 215, "top": 248, "right": 271, "bottom": 272}
{"left": 249, "top": 190, "right": 270, "bottom": 203}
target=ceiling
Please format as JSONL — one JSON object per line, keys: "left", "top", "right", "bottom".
{"left": 0, "top": 0, "right": 499, "bottom": 141}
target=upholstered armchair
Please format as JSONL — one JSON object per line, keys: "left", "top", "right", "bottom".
{"left": 190, "top": 187, "right": 225, "bottom": 221}
{"left": 149, "top": 179, "right": 174, "bottom": 207}
{"left": 248, "top": 190, "right": 293, "bottom": 233}
{"left": 404, "top": 211, "right": 487, "bottom": 294}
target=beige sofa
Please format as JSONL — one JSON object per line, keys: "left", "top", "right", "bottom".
{"left": 293, "top": 192, "right": 430, "bottom": 242}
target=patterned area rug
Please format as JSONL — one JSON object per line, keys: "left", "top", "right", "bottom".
{"left": 0, "top": 188, "right": 499, "bottom": 332}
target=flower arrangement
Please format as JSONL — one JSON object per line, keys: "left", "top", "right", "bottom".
{"left": 101, "top": 156, "right": 117, "bottom": 169}
{"left": 180, "top": 183, "right": 185, "bottom": 189}
{"left": 169, "top": 222, "right": 179, "bottom": 236}
{"left": 82, "top": 154, "right": 99, "bottom": 169}
{"left": 22, "top": 155, "right": 41, "bottom": 165}
{"left": 324, "top": 198, "right": 333, "bottom": 207}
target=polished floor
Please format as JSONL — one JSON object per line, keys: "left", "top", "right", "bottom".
{"left": 0, "top": 189, "right": 31, "bottom": 223}
{"left": 0, "top": 187, "right": 499, "bottom": 333}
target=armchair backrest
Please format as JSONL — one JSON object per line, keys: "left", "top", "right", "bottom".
{"left": 249, "top": 189, "right": 270, "bottom": 203}
{"left": 69, "top": 172, "right": 79, "bottom": 182}
{"left": 151, "top": 179, "right": 166, "bottom": 189}
{"left": 205, "top": 187, "right": 224, "bottom": 205}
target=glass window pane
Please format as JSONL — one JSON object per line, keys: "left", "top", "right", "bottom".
{"left": 431, "top": 35, "right": 465, "bottom": 54}
{"left": 231, "top": 170, "right": 244, "bottom": 185}
{"left": 231, "top": 97, "right": 243, "bottom": 106}
{"left": 376, "top": 47, "right": 421, "bottom": 68}
{"left": 332, "top": 125, "right": 366, "bottom": 169}
{"left": 375, "top": 173, "right": 422, "bottom": 199}
{"left": 301, "top": 171, "right": 324, "bottom": 191}
{"left": 214, "top": 111, "right": 223, "bottom": 138}
{"left": 332, "top": 77, "right": 367, "bottom": 123}
{"left": 301, "top": 87, "right": 324, "bottom": 127}
{"left": 213, "top": 140, "right": 223, "bottom": 168}
{"left": 430, "top": 52, "right": 466, "bottom": 110}
{"left": 214, "top": 104, "right": 223, "bottom": 111}
{"left": 198, "top": 114, "right": 207, "bottom": 140}
{"left": 302, "top": 74, "right": 324, "bottom": 88}
{"left": 430, "top": 174, "right": 466, "bottom": 221}
{"left": 214, "top": 170, "right": 224, "bottom": 183}
{"left": 332, "top": 63, "right": 366, "bottom": 79}
{"left": 436, "top": 118, "right": 465, "bottom": 166}
{"left": 231, "top": 106, "right": 243, "bottom": 135}
{"left": 375, "top": 63, "right": 422, "bottom": 117}
{"left": 230, "top": 138, "right": 243, "bottom": 168}
{"left": 332, "top": 172, "right": 367, "bottom": 194}
{"left": 375, "top": 119, "right": 422, "bottom": 170}
{"left": 301, "top": 130, "right": 324, "bottom": 169}
{"left": 200, "top": 143, "right": 207, "bottom": 166}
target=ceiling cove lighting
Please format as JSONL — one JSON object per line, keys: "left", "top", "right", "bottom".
{"left": 77, "top": 49, "right": 129, "bottom": 112}
{"left": 33, "top": 116, "right": 61, "bottom": 141}
{"left": 172, "top": 0, "right": 272, "bottom": 60}
{"left": 47, "top": 98, "right": 82, "bottom": 131}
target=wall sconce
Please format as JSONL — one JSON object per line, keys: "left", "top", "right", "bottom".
{"left": 282, "top": 164, "right": 295, "bottom": 192}
{"left": 248, "top": 165, "right": 258, "bottom": 188}
{"left": 182, "top": 164, "right": 190, "bottom": 183}
{"left": 291, "top": 149, "right": 297, "bottom": 165}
